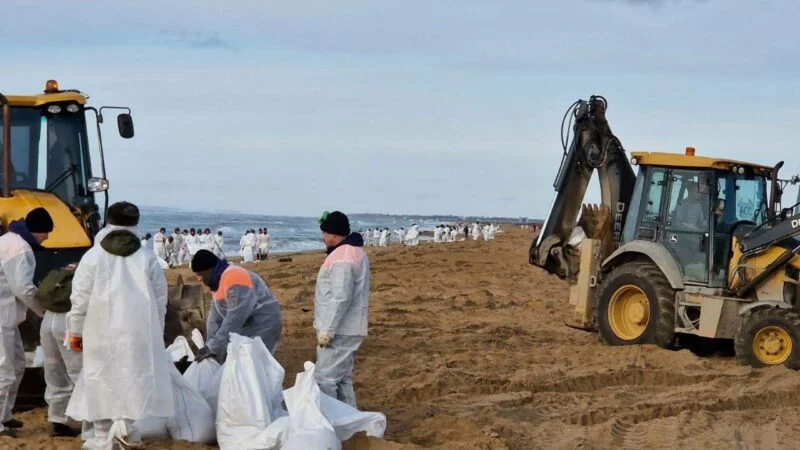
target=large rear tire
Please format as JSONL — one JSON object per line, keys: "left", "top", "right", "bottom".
{"left": 595, "top": 261, "right": 676, "bottom": 348}
{"left": 735, "top": 308, "right": 800, "bottom": 369}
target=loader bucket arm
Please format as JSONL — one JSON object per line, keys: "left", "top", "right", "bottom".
{"left": 530, "top": 96, "right": 635, "bottom": 279}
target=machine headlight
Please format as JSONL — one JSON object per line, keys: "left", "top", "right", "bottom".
{"left": 630, "top": 157, "right": 639, "bottom": 166}
{"left": 46, "top": 105, "right": 62, "bottom": 114}
{"left": 738, "top": 167, "right": 745, "bottom": 174}
{"left": 87, "top": 177, "right": 109, "bottom": 192}
{"left": 66, "top": 104, "right": 80, "bottom": 113}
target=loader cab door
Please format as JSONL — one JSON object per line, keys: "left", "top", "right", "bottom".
{"left": 662, "top": 169, "right": 713, "bottom": 284}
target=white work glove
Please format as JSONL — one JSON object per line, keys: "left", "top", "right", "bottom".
{"left": 317, "top": 332, "right": 334, "bottom": 348}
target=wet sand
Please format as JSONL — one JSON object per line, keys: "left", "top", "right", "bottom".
{"left": 7, "top": 227, "right": 800, "bottom": 449}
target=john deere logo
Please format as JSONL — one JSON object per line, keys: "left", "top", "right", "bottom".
{"left": 669, "top": 234, "right": 678, "bottom": 243}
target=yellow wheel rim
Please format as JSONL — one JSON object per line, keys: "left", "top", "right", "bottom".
{"left": 608, "top": 285, "right": 650, "bottom": 341}
{"left": 752, "top": 326, "right": 793, "bottom": 365}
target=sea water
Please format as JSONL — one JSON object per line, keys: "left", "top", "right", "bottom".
{"left": 136, "top": 206, "right": 520, "bottom": 256}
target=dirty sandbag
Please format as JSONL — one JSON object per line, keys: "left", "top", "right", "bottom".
{"left": 216, "top": 333, "right": 286, "bottom": 450}
{"left": 282, "top": 361, "right": 341, "bottom": 450}
{"left": 166, "top": 364, "right": 215, "bottom": 444}
{"left": 166, "top": 336, "right": 195, "bottom": 362}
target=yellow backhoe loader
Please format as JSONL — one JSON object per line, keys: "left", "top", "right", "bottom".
{"left": 531, "top": 96, "right": 800, "bottom": 368}
{"left": 1, "top": 81, "right": 208, "bottom": 408}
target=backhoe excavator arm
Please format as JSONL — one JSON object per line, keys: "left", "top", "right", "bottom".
{"left": 529, "top": 96, "right": 636, "bottom": 280}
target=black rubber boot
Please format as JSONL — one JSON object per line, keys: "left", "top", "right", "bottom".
{"left": 2, "top": 418, "right": 22, "bottom": 429}
{"left": 51, "top": 422, "right": 81, "bottom": 437}
{"left": 0, "top": 428, "right": 16, "bottom": 438}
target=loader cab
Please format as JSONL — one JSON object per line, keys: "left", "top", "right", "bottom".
{"left": 622, "top": 150, "right": 771, "bottom": 289}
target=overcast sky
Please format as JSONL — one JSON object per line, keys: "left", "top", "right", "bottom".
{"left": 2, "top": 0, "right": 799, "bottom": 218}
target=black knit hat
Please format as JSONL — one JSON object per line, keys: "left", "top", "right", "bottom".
{"left": 25, "top": 207, "right": 54, "bottom": 233}
{"left": 191, "top": 249, "right": 219, "bottom": 273}
{"left": 319, "top": 210, "right": 350, "bottom": 237}
{"left": 106, "top": 201, "right": 140, "bottom": 226}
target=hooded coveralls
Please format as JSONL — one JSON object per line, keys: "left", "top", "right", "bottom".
{"left": 0, "top": 223, "right": 45, "bottom": 433}
{"left": 66, "top": 226, "right": 173, "bottom": 449}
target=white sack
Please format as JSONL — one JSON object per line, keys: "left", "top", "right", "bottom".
{"left": 283, "top": 361, "right": 340, "bottom": 450}
{"left": 283, "top": 361, "right": 386, "bottom": 442}
{"left": 216, "top": 333, "right": 286, "bottom": 450}
{"left": 166, "top": 336, "right": 195, "bottom": 362}
{"left": 133, "top": 361, "right": 215, "bottom": 444}
{"left": 183, "top": 359, "right": 222, "bottom": 417}
{"left": 166, "top": 365, "right": 216, "bottom": 443}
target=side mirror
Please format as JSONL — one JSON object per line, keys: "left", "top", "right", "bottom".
{"left": 117, "top": 113, "right": 134, "bottom": 139}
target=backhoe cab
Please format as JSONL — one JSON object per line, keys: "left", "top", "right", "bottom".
{"left": 532, "top": 96, "right": 800, "bottom": 369}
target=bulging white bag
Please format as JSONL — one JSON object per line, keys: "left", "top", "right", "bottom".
{"left": 166, "top": 364, "right": 216, "bottom": 443}
{"left": 282, "top": 362, "right": 386, "bottom": 442}
{"left": 183, "top": 359, "right": 222, "bottom": 416}
{"left": 133, "top": 352, "right": 215, "bottom": 444}
{"left": 166, "top": 336, "right": 195, "bottom": 362}
{"left": 282, "top": 362, "right": 341, "bottom": 450}
{"left": 319, "top": 393, "right": 387, "bottom": 441}
{"left": 216, "top": 333, "right": 286, "bottom": 450}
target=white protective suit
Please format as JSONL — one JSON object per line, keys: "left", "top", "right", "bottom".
{"left": 372, "top": 230, "right": 380, "bottom": 247}
{"left": 405, "top": 226, "right": 419, "bottom": 246}
{"left": 378, "top": 230, "right": 388, "bottom": 247}
{"left": 0, "top": 231, "right": 46, "bottom": 433}
{"left": 482, "top": 225, "right": 490, "bottom": 241}
{"left": 66, "top": 225, "right": 174, "bottom": 443}
{"left": 153, "top": 231, "right": 167, "bottom": 261}
{"left": 41, "top": 311, "right": 83, "bottom": 425}
{"left": 171, "top": 232, "right": 184, "bottom": 266}
{"left": 471, "top": 223, "right": 480, "bottom": 241}
{"left": 258, "top": 232, "right": 270, "bottom": 259}
{"left": 443, "top": 226, "right": 451, "bottom": 243}
{"left": 450, "top": 228, "right": 458, "bottom": 242}
{"left": 364, "top": 230, "right": 372, "bottom": 246}
{"left": 240, "top": 232, "right": 255, "bottom": 263}
{"left": 433, "top": 227, "right": 442, "bottom": 243}
{"left": 315, "top": 236, "right": 370, "bottom": 407}
{"left": 185, "top": 233, "right": 199, "bottom": 263}
{"left": 488, "top": 224, "right": 496, "bottom": 240}
{"left": 213, "top": 234, "right": 225, "bottom": 258}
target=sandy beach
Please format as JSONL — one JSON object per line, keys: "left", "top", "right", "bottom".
{"left": 6, "top": 227, "right": 800, "bottom": 449}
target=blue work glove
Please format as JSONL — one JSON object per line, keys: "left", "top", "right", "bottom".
{"left": 195, "top": 346, "right": 216, "bottom": 362}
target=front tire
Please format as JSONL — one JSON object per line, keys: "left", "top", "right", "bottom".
{"left": 735, "top": 308, "right": 800, "bottom": 369}
{"left": 595, "top": 261, "right": 676, "bottom": 348}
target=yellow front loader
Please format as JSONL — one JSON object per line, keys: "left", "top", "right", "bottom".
{"left": 1, "top": 81, "right": 208, "bottom": 408}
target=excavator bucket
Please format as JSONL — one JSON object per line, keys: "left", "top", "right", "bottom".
{"left": 15, "top": 274, "right": 211, "bottom": 412}
{"left": 578, "top": 203, "right": 614, "bottom": 260}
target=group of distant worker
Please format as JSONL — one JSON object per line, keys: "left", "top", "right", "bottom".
{"left": 360, "top": 222, "right": 500, "bottom": 247}
{"left": 0, "top": 205, "right": 369, "bottom": 449}
{"left": 139, "top": 227, "right": 272, "bottom": 267}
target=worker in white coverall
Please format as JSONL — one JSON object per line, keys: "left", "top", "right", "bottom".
{"left": 66, "top": 202, "right": 173, "bottom": 449}
{"left": 315, "top": 211, "right": 370, "bottom": 407}
{"left": 170, "top": 228, "right": 183, "bottom": 267}
{"left": 153, "top": 227, "right": 167, "bottom": 261}
{"left": 405, "top": 225, "right": 419, "bottom": 246}
{"left": 213, "top": 231, "right": 225, "bottom": 258}
{"left": 0, "top": 208, "right": 50, "bottom": 437}
{"left": 191, "top": 249, "right": 282, "bottom": 360}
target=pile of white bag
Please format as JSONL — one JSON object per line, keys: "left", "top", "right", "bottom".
{"left": 145, "top": 330, "right": 386, "bottom": 449}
